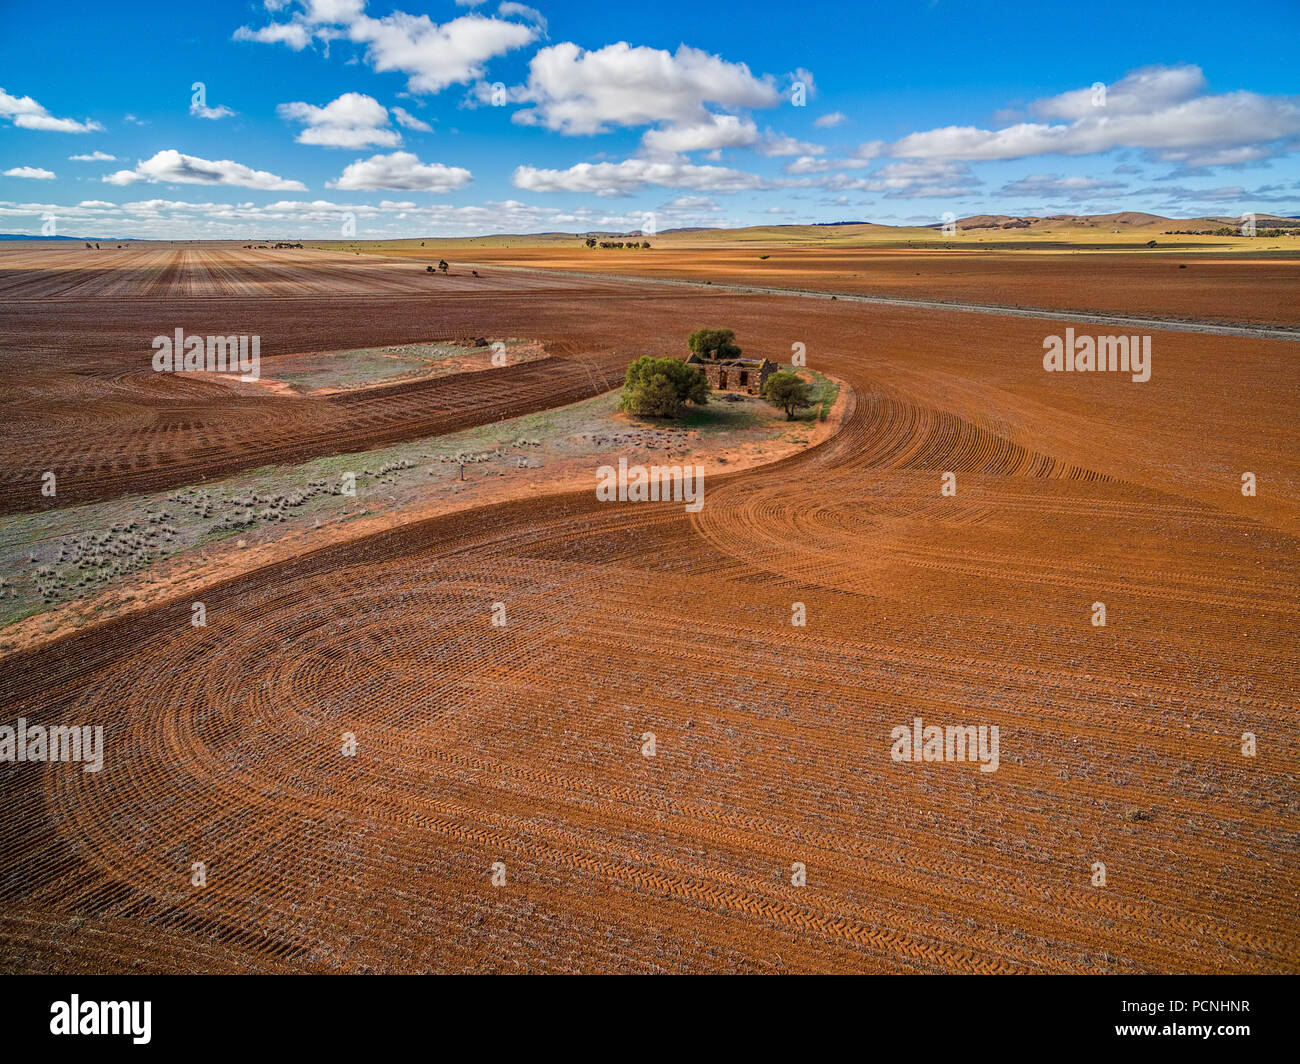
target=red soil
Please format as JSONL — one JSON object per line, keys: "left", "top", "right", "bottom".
{"left": 0, "top": 244, "right": 1296, "bottom": 973}
{"left": 396, "top": 245, "right": 1300, "bottom": 328}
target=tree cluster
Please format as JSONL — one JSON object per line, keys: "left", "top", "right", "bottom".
{"left": 585, "top": 238, "right": 651, "bottom": 249}
{"left": 687, "top": 328, "right": 742, "bottom": 360}
{"left": 618, "top": 356, "right": 709, "bottom": 418}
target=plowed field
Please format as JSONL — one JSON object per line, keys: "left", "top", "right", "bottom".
{"left": 0, "top": 243, "right": 1296, "bottom": 973}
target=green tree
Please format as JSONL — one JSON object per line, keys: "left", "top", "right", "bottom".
{"left": 619, "top": 356, "right": 709, "bottom": 418}
{"left": 762, "top": 370, "right": 814, "bottom": 421}
{"left": 687, "top": 328, "right": 741, "bottom": 360}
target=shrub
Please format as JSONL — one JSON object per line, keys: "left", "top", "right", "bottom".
{"left": 762, "top": 370, "right": 814, "bottom": 421}
{"left": 687, "top": 328, "right": 741, "bottom": 360}
{"left": 619, "top": 356, "right": 709, "bottom": 418}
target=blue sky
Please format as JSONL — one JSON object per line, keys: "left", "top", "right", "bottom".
{"left": 1, "top": 0, "right": 1297, "bottom": 238}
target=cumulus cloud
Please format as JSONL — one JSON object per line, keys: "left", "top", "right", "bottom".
{"left": 103, "top": 150, "right": 306, "bottom": 190}
{"left": 233, "top": 21, "right": 312, "bottom": 49}
{"left": 69, "top": 151, "right": 116, "bottom": 161}
{"left": 790, "top": 68, "right": 817, "bottom": 99}
{"left": 190, "top": 101, "right": 236, "bottom": 120}
{"left": 1032, "top": 66, "right": 1206, "bottom": 121}
{"left": 810, "top": 160, "right": 979, "bottom": 199}
{"left": 892, "top": 65, "right": 1300, "bottom": 168}
{"left": 391, "top": 106, "right": 432, "bottom": 131}
{"left": 514, "top": 42, "right": 780, "bottom": 135}
{"left": 660, "top": 195, "right": 719, "bottom": 211}
{"left": 328, "top": 151, "right": 472, "bottom": 190}
{"left": 781, "top": 140, "right": 883, "bottom": 174}
{"left": 759, "top": 132, "right": 824, "bottom": 157}
{"left": 3, "top": 166, "right": 56, "bottom": 179}
{"left": 641, "top": 114, "right": 758, "bottom": 154}
{"left": 850, "top": 140, "right": 888, "bottom": 163}
{"left": 782, "top": 155, "right": 834, "bottom": 175}
{"left": 868, "top": 160, "right": 980, "bottom": 198}
{"left": 279, "top": 92, "right": 401, "bottom": 148}
{"left": 513, "top": 157, "right": 769, "bottom": 196}
{"left": 235, "top": 2, "right": 538, "bottom": 94}
{"left": 497, "top": 2, "right": 546, "bottom": 33}
{"left": 0, "top": 88, "right": 101, "bottom": 133}
{"left": 348, "top": 11, "right": 538, "bottom": 93}
{"left": 813, "top": 111, "right": 847, "bottom": 129}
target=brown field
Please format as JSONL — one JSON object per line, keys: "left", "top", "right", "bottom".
{"left": 0, "top": 241, "right": 1296, "bottom": 973}
{"left": 355, "top": 243, "right": 1300, "bottom": 329}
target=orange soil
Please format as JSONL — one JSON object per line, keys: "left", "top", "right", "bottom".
{"left": 387, "top": 245, "right": 1300, "bottom": 328}
{"left": 0, "top": 244, "right": 1296, "bottom": 974}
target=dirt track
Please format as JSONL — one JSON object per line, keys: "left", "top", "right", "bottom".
{"left": 0, "top": 244, "right": 1296, "bottom": 973}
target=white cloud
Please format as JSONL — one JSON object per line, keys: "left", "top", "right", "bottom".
{"left": 513, "top": 158, "right": 769, "bottom": 196}
{"left": 328, "top": 151, "right": 472, "bottom": 190}
{"left": 783, "top": 155, "right": 833, "bottom": 175}
{"left": 497, "top": 2, "right": 546, "bottom": 33}
{"left": 641, "top": 114, "right": 758, "bottom": 154}
{"left": 998, "top": 174, "right": 1125, "bottom": 198}
{"left": 660, "top": 195, "right": 719, "bottom": 211}
{"left": 781, "top": 140, "right": 882, "bottom": 174}
{"left": 1033, "top": 66, "right": 1205, "bottom": 121}
{"left": 190, "top": 101, "right": 236, "bottom": 120}
{"left": 3, "top": 166, "right": 56, "bottom": 180}
{"left": 391, "top": 105, "right": 432, "bottom": 131}
{"left": 810, "top": 160, "right": 979, "bottom": 199}
{"left": 813, "top": 111, "right": 847, "bottom": 129}
{"left": 515, "top": 42, "right": 780, "bottom": 135}
{"left": 850, "top": 140, "right": 887, "bottom": 163}
{"left": 0, "top": 88, "right": 101, "bottom": 133}
{"left": 1156, "top": 144, "right": 1281, "bottom": 169}
{"left": 69, "top": 151, "right": 116, "bottom": 161}
{"left": 790, "top": 68, "right": 816, "bottom": 99}
{"left": 302, "top": 0, "right": 368, "bottom": 19}
{"left": 892, "top": 65, "right": 1300, "bottom": 168}
{"left": 279, "top": 92, "right": 401, "bottom": 148}
{"left": 103, "top": 150, "right": 306, "bottom": 190}
{"left": 348, "top": 12, "right": 539, "bottom": 93}
{"left": 759, "top": 131, "right": 824, "bottom": 157}
{"left": 868, "top": 160, "right": 979, "bottom": 198}
{"left": 236, "top": 4, "right": 538, "bottom": 94}
{"left": 1133, "top": 182, "right": 1296, "bottom": 205}
{"left": 234, "top": 21, "right": 312, "bottom": 49}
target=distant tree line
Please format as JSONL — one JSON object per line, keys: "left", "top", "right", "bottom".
{"left": 1163, "top": 228, "right": 1296, "bottom": 237}
{"left": 584, "top": 238, "right": 651, "bottom": 249}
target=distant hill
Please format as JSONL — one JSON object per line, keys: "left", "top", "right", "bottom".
{"left": 0, "top": 234, "right": 136, "bottom": 242}
{"left": 10, "top": 211, "right": 1297, "bottom": 250}
{"left": 946, "top": 212, "right": 1172, "bottom": 231}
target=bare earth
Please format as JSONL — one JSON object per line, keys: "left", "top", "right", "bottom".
{"left": 0, "top": 241, "right": 1296, "bottom": 974}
